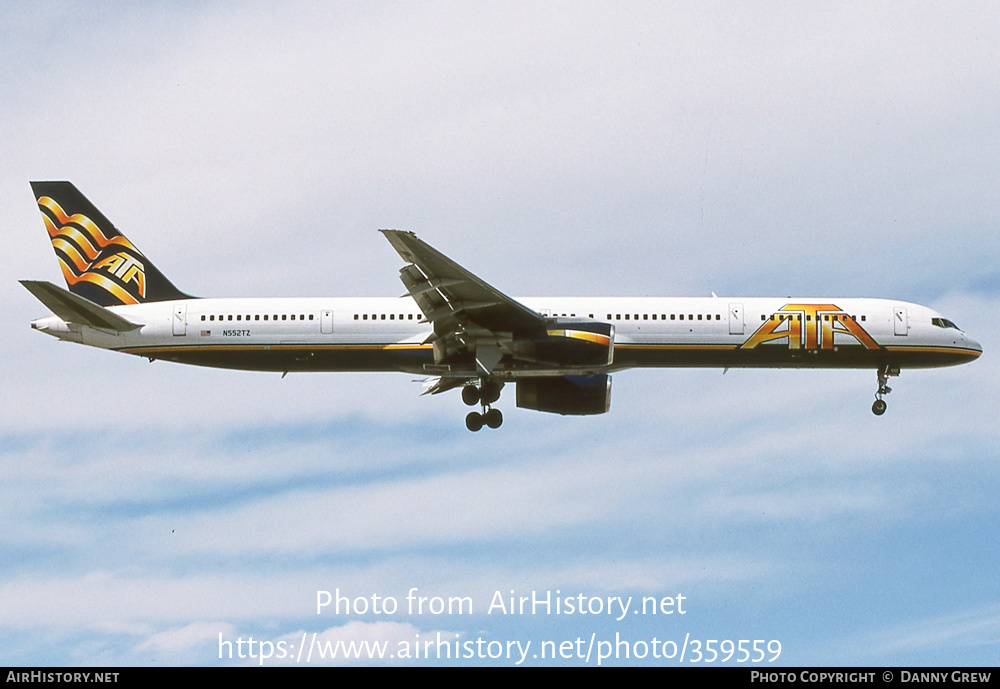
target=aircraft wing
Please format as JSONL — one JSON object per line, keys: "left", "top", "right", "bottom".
{"left": 380, "top": 230, "right": 547, "bottom": 340}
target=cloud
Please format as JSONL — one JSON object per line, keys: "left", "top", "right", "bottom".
{"left": 835, "top": 604, "right": 1000, "bottom": 665}
{"left": 135, "top": 621, "right": 236, "bottom": 658}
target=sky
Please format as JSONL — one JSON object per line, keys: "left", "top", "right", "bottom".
{"left": 1, "top": 1, "right": 998, "bottom": 667}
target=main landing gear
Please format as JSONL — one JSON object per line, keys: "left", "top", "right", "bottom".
{"left": 872, "top": 366, "right": 896, "bottom": 416}
{"left": 463, "top": 380, "right": 504, "bottom": 431}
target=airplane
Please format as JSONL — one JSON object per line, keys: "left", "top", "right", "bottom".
{"left": 22, "top": 181, "right": 982, "bottom": 431}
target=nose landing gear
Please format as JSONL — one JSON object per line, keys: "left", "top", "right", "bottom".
{"left": 463, "top": 380, "right": 504, "bottom": 431}
{"left": 871, "top": 366, "right": 895, "bottom": 416}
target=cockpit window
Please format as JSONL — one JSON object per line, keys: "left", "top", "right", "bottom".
{"left": 931, "top": 317, "right": 960, "bottom": 330}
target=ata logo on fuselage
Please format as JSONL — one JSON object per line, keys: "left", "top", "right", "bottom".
{"left": 741, "top": 304, "right": 880, "bottom": 351}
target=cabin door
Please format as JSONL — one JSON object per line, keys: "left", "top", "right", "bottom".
{"left": 729, "top": 303, "right": 744, "bottom": 335}
{"left": 172, "top": 303, "right": 186, "bottom": 336}
{"left": 893, "top": 307, "right": 907, "bottom": 336}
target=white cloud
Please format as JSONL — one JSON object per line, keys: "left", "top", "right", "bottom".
{"left": 135, "top": 620, "right": 236, "bottom": 657}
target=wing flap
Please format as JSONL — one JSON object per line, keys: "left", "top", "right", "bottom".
{"left": 420, "top": 376, "right": 474, "bottom": 396}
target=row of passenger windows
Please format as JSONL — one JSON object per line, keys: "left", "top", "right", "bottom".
{"left": 354, "top": 313, "right": 423, "bottom": 321}
{"left": 198, "top": 313, "right": 425, "bottom": 323}
{"left": 200, "top": 314, "right": 314, "bottom": 322}
{"left": 608, "top": 313, "right": 721, "bottom": 321}
{"left": 196, "top": 311, "right": 869, "bottom": 325}
{"left": 762, "top": 314, "right": 867, "bottom": 322}
{"left": 605, "top": 313, "right": 869, "bottom": 323}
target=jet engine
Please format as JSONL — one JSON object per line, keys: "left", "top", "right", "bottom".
{"left": 516, "top": 375, "right": 612, "bottom": 415}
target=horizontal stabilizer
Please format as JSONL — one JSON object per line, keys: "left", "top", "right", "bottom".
{"left": 20, "top": 280, "right": 141, "bottom": 332}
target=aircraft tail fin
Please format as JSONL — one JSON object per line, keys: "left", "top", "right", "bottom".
{"left": 20, "top": 280, "right": 141, "bottom": 332}
{"left": 30, "top": 181, "right": 193, "bottom": 307}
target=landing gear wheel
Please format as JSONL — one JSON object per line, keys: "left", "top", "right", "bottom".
{"left": 463, "top": 379, "right": 505, "bottom": 431}
{"left": 480, "top": 381, "right": 501, "bottom": 405}
{"left": 484, "top": 408, "right": 503, "bottom": 429}
{"left": 462, "top": 385, "right": 480, "bottom": 406}
{"left": 872, "top": 399, "right": 887, "bottom": 416}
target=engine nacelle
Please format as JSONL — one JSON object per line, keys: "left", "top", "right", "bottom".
{"left": 516, "top": 375, "right": 612, "bottom": 415}
{"left": 513, "top": 322, "right": 614, "bottom": 367}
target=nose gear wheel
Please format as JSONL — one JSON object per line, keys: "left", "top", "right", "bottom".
{"left": 872, "top": 367, "right": 894, "bottom": 416}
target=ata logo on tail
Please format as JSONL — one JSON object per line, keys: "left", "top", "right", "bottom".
{"left": 741, "top": 303, "right": 880, "bottom": 351}
{"left": 38, "top": 194, "right": 148, "bottom": 306}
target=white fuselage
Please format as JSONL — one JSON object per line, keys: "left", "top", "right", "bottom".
{"left": 31, "top": 295, "right": 982, "bottom": 378}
